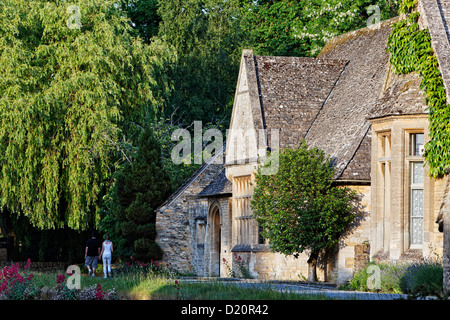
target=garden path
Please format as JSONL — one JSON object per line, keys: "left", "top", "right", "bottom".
{"left": 178, "top": 278, "right": 411, "bottom": 300}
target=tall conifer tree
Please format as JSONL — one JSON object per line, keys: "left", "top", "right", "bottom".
{"left": 109, "top": 128, "right": 172, "bottom": 261}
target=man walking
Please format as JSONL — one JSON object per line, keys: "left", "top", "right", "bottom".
{"left": 85, "top": 232, "right": 101, "bottom": 277}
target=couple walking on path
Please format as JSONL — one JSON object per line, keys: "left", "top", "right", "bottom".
{"left": 85, "top": 232, "right": 114, "bottom": 278}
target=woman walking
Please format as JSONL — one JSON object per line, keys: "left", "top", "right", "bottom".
{"left": 100, "top": 234, "right": 113, "bottom": 279}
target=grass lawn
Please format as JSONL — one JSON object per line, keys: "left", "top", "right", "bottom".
{"left": 31, "top": 271, "right": 330, "bottom": 300}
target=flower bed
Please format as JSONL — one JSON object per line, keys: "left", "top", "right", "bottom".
{"left": 0, "top": 259, "right": 120, "bottom": 300}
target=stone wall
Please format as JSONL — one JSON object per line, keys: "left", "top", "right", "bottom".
{"left": 221, "top": 184, "right": 372, "bottom": 284}
{"left": 155, "top": 160, "right": 224, "bottom": 274}
{"left": 0, "top": 261, "right": 66, "bottom": 273}
{"left": 188, "top": 197, "right": 232, "bottom": 277}
{"left": 354, "top": 244, "right": 370, "bottom": 272}
{"left": 370, "top": 115, "right": 445, "bottom": 261}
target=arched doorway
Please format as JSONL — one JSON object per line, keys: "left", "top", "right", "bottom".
{"left": 209, "top": 205, "right": 222, "bottom": 277}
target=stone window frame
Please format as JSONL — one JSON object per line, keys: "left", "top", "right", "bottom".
{"left": 195, "top": 218, "right": 206, "bottom": 246}
{"left": 377, "top": 130, "right": 392, "bottom": 249}
{"left": 231, "top": 174, "right": 270, "bottom": 251}
{"left": 371, "top": 115, "right": 431, "bottom": 259}
{"left": 233, "top": 175, "right": 253, "bottom": 245}
{"left": 405, "top": 130, "right": 425, "bottom": 249}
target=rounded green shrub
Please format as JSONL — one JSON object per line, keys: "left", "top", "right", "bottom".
{"left": 400, "top": 261, "right": 443, "bottom": 296}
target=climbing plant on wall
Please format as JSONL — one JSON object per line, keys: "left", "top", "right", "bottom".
{"left": 387, "top": 0, "right": 450, "bottom": 177}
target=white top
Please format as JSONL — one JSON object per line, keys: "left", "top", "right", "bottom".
{"left": 103, "top": 241, "right": 112, "bottom": 255}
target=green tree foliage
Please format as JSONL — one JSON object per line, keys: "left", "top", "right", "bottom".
{"left": 241, "top": 0, "right": 307, "bottom": 56}
{"left": 251, "top": 141, "right": 358, "bottom": 282}
{"left": 157, "top": 0, "right": 244, "bottom": 126}
{"left": 242, "top": 0, "right": 399, "bottom": 57}
{"left": 118, "top": 0, "right": 161, "bottom": 44}
{"left": 150, "top": 121, "right": 203, "bottom": 190}
{"left": 102, "top": 128, "right": 172, "bottom": 262}
{"left": 0, "top": 0, "right": 175, "bottom": 230}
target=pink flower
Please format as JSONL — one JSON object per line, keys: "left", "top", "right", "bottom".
{"left": 95, "top": 283, "right": 105, "bottom": 300}
{"left": 56, "top": 274, "right": 66, "bottom": 285}
{"left": 24, "top": 258, "right": 31, "bottom": 269}
{"left": 0, "top": 280, "right": 7, "bottom": 293}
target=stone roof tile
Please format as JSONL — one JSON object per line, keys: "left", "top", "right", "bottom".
{"left": 197, "top": 169, "right": 232, "bottom": 197}
{"left": 253, "top": 55, "right": 348, "bottom": 150}
{"left": 305, "top": 18, "right": 398, "bottom": 180}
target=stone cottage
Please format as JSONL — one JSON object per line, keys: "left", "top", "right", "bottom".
{"left": 156, "top": 0, "right": 450, "bottom": 284}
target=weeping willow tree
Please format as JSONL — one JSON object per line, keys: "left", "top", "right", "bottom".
{"left": 0, "top": 0, "right": 176, "bottom": 230}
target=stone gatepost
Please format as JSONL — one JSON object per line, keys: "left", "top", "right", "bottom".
{"left": 442, "top": 172, "right": 450, "bottom": 292}
{"left": 444, "top": 227, "right": 450, "bottom": 292}
{"left": 436, "top": 168, "right": 450, "bottom": 291}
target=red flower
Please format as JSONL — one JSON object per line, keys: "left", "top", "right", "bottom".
{"left": 24, "top": 258, "right": 31, "bottom": 269}
{"left": 95, "top": 283, "right": 105, "bottom": 300}
{"left": 56, "top": 274, "right": 66, "bottom": 285}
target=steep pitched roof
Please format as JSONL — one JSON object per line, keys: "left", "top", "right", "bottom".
{"left": 305, "top": 18, "right": 399, "bottom": 180}
{"left": 225, "top": 52, "right": 347, "bottom": 163}
{"left": 197, "top": 169, "right": 232, "bottom": 197}
{"left": 252, "top": 55, "right": 348, "bottom": 149}
{"left": 368, "top": 71, "right": 427, "bottom": 120}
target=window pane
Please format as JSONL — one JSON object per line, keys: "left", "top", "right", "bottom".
{"left": 411, "top": 133, "right": 424, "bottom": 156}
{"left": 410, "top": 187, "right": 423, "bottom": 246}
{"left": 412, "top": 162, "right": 424, "bottom": 184}
{"left": 411, "top": 189, "right": 423, "bottom": 217}
{"left": 411, "top": 217, "right": 423, "bottom": 245}
{"left": 379, "top": 134, "right": 391, "bottom": 158}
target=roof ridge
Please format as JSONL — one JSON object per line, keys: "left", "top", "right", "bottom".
{"left": 253, "top": 54, "right": 348, "bottom": 65}
{"left": 318, "top": 16, "right": 399, "bottom": 58}
{"left": 335, "top": 126, "right": 371, "bottom": 180}
{"left": 304, "top": 60, "right": 349, "bottom": 140}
